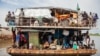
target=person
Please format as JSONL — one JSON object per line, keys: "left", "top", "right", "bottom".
{"left": 82, "top": 11, "right": 89, "bottom": 26}
{"left": 47, "top": 32, "right": 54, "bottom": 44}
{"left": 29, "top": 43, "right": 33, "bottom": 49}
{"left": 90, "top": 40, "right": 95, "bottom": 49}
{"left": 43, "top": 41, "right": 49, "bottom": 49}
{"left": 92, "top": 13, "right": 99, "bottom": 27}
{"left": 50, "top": 41, "right": 56, "bottom": 50}
{"left": 19, "top": 33, "right": 26, "bottom": 48}
{"left": 86, "top": 31, "right": 90, "bottom": 47}
{"left": 5, "top": 11, "right": 13, "bottom": 26}
{"left": 72, "top": 35, "right": 78, "bottom": 50}
{"left": 5, "top": 11, "right": 11, "bottom": 22}
{"left": 19, "top": 8, "right": 24, "bottom": 26}
{"left": 19, "top": 8, "right": 24, "bottom": 17}
{"left": 69, "top": 14, "right": 77, "bottom": 26}
{"left": 11, "top": 12, "right": 15, "bottom": 18}
{"left": 78, "top": 12, "right": 83, "bottom": 27}
{"left": 83, "top": 31, "right": 90, "bottom": 49}
{"left": 10, "top": 12, "right": 15, "bottom": 26}
{"left": 15, "top": 32, "right": 20, "bottom": 48}
{"left": 60, "top": 17, "right": 69, "bottom": 27}
{"left": 12, "top": 27, "right": 16, "bottom": 45}
{"left": 62, "top": 38, "right": 69, "bottom": 49}
{"left": 62, "top": 30, "right": 69, "bottom": 49}
{"left": 34, "top": 20, "right": 39, "bottom": 26}
{"left": 82, "top": 33, "right": 87, "bottom": 48}
{"left": 88, "top": 12, "right": 93, "bottom": 27}
{"left": 53, "top": 29, "right": 63, "bottom": 45}
{"left": 69, "top": 36, "right": 73, "bottom": 48}
{"left": 17, "top": 28, "right": 27, "bottom": 48}
{"left": 51, "top": 10, "right": 58, "bottom": 26}
{"left": 77, "top": 31, "right": 83, "bottom": 47}
{"left": 53, "top": 16, "right": 58, "bottom": 26}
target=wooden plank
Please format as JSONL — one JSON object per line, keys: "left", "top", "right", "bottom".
{"left": 12, "top": 26, "right": 91, "bottom": 30}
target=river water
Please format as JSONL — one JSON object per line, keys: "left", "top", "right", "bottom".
{"left": 0, "top": 36, "right": 100, "bottom": 56}
{"left": 91, "top": 36, "right": 100, "bottom": 56}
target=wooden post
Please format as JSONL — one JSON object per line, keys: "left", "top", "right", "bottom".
{"left": 27, "top": 32, "right": 29, "bottom": 49}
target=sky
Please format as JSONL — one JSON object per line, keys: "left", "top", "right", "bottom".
{"left": 0, "top": 0, "right": 100, "bottom": 33}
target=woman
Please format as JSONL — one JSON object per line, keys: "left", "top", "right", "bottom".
{"left": 19, "top": 33, "right": 26, "bottom": 48}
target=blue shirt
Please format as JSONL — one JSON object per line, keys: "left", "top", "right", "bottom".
{"left": 16, "top": 34, "right": 20, "bottom": 42}
{"left": 8, "top": 20, "right": 15, "bottom": 26}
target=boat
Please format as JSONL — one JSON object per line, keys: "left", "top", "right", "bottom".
{"left": 6, "top": 7, "right": 97, "bottom": 56}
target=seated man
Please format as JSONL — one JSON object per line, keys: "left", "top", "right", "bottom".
{"left": 50, "top": 41, "right": 57, "bottom": 50}
{"left": 62, "top": 38, "right": 69, "bottom": 49}
{"left": 43, "top": 41, "right": 49, "bottom": 49}
{"left": 53, "top": 16, "right": 58, "bottom": 26}
{"left": 69, "top": 14, "right": 78, "bottom": 26}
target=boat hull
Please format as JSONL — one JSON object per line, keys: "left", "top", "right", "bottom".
{"left": 7, "top": 47, "right": 97, "bottom": 56}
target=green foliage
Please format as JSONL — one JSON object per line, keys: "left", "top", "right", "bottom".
{"left": 90, "top": 33, "right": 100, "bottom": 36}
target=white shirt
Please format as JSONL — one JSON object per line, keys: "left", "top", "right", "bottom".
{"left": 53, "top": 17, "right": 58, "bottom": 23}
{"left": 63, "top": 30, "right": 69, "bottom": 36}
{"left": 34, "top": 20, "right": 39, "bottom": 26}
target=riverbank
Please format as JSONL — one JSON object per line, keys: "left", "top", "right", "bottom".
{"left": 0, "top": 38, "right": 12, "bottom": 56}
{"left": 0, "top": 38, "right": 13, "bottom": 48}
{"left": 90, "top": 34, "right": 100, "bottom": 36}
{"left": 89, "top": 32, "right": 100, "bottom": 36}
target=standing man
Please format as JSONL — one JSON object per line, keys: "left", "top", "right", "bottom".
{"left": 19, "top": 8, "right": 24, "bottom": 26}
{"left": 5, "top": 11, "right": 11, "bottom": 23}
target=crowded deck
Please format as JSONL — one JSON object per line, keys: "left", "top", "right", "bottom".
{"left": 5, "top": 7, "right": 99, "bottom": 56}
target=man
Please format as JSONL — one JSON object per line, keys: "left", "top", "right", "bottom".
{"left": 69, "top": 14, "right": 78, "bottom": 26}
{"left": 19, "top": 8, "right": 24, "bottom": 26}
{"left": 19, "top": 8, "right": 24, "bottom": 17}
{"left": 16, "top": 32, "right": 20, "bottom": 48}
{"left": 5, "top": 11, "right": 12, "bottom": 26}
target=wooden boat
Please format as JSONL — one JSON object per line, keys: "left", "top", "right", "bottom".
{"left": 6, "top": 7, "right": 98, "bottom": 56}
{"left": 6, "top": 26, "right": 97, "bottom": 56}
{"left": 7, "top": 47, "right": 96, "bottom": 56}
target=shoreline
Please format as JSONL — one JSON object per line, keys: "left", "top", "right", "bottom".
{"left": 0, "top": 39, "right": 13, "bottom": 48}
{"left": 90, "top": 35, "right": 100, "bottom": 36}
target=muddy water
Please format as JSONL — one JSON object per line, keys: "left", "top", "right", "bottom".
{"left": 0, "top": 36, "right": 100, "bottom": 56}
{"left": 0, "top": 39, "right": 12, "bottom": 56}
{"left": 91, "top": 36, "right": 100, "bottom": 56}
{"left": 0, "top": 48, "right": 11, "bottom": 56}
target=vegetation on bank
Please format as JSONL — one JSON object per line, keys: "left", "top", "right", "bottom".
{"left": 89, "top": 33, "right": 100, "bottom": 36}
